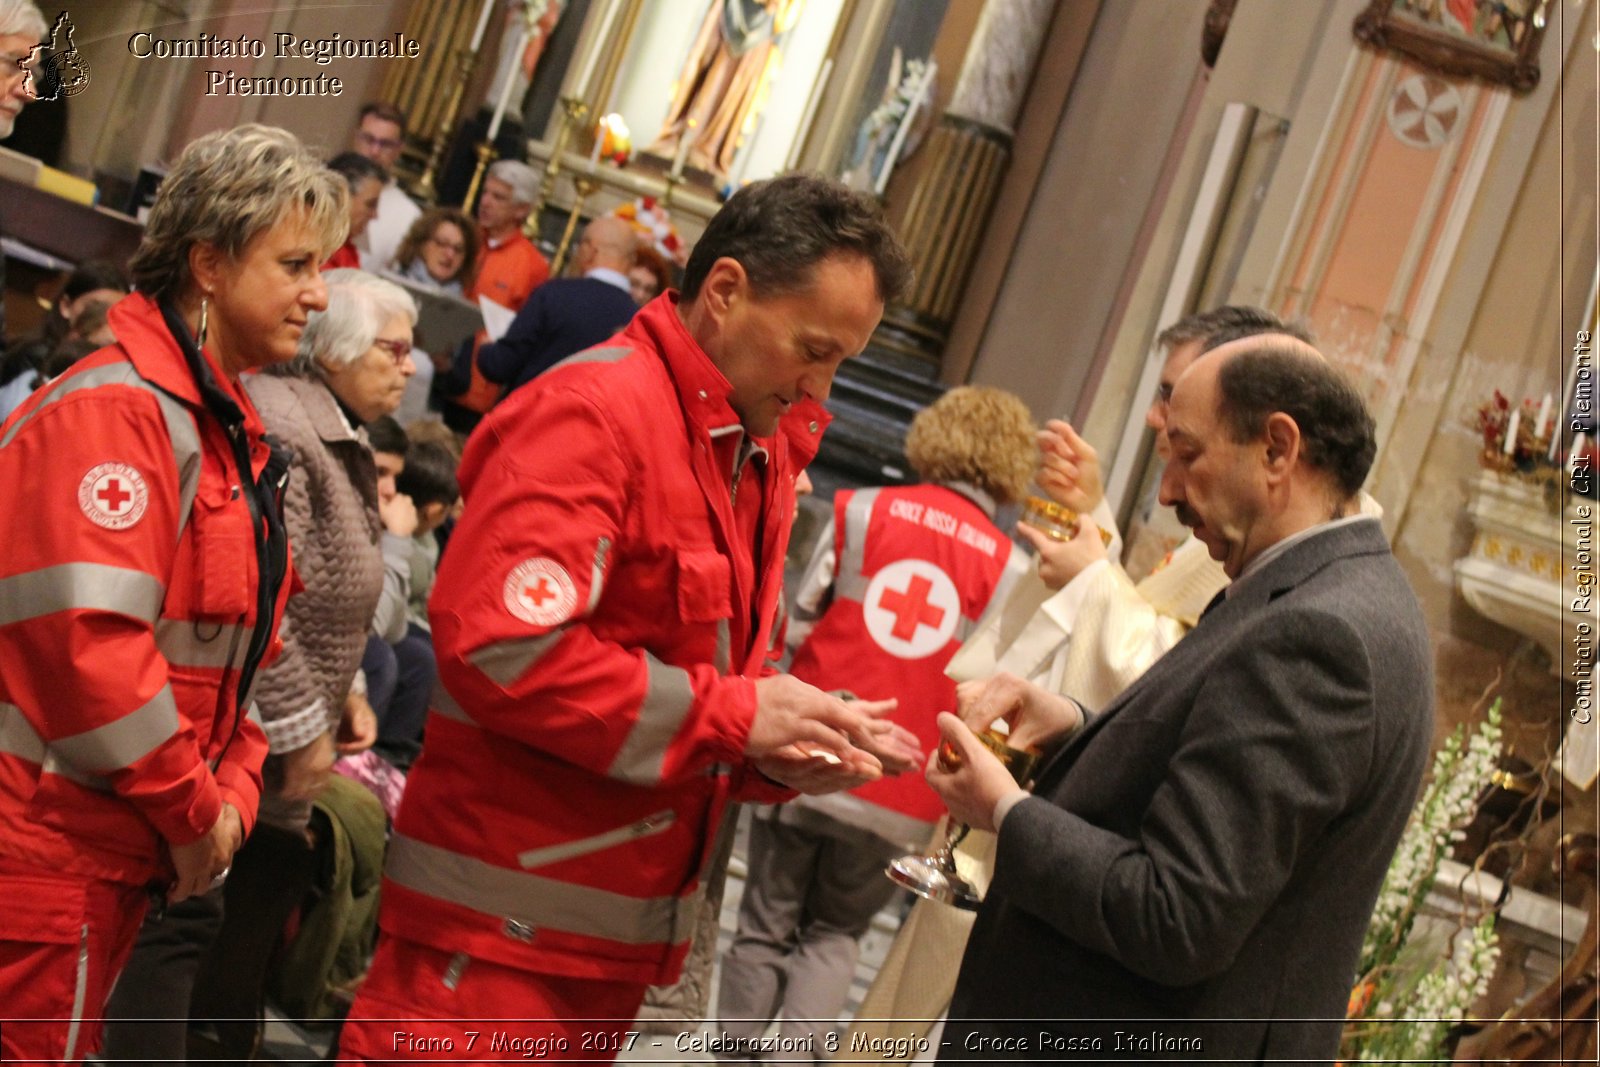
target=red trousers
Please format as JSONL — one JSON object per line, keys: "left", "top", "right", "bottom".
{"left": 0, "top": 859, "right": 149, "bottom": 1064}
{"left": 337, "top": 935, "right": 649, "bottom": 1065}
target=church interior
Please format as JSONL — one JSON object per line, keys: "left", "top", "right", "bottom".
{"left": 1, "top": 0, "right": 1596, "bottom": 1059}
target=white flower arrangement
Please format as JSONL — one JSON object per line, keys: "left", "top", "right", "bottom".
{"left": 1341, "top": 699, "right": 1504, "bottom": 1063}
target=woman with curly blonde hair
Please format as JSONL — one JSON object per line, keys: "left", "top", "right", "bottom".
{"left": 716, "top": 386, "right": 1035, "bottom": 1052}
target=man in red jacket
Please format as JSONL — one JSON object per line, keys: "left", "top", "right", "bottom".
{"left": 339, "top": 174, "right": 917, "bottom": 1063}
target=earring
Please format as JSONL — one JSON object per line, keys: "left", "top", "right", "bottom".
{"left": 197, "top": 295, "right": 209, "bottom": 348}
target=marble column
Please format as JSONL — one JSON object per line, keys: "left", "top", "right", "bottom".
{"left": 877, "top": 0, "right": 1055, "bottom": 363}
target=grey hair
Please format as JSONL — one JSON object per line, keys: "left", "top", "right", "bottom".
{"left": 128, "top": 124, "right": 347, "bottom": 303}
{"left": 0, "top": 0, "right": 47, "bottom": 40}
{"left": 289, "top": 268, "right": 417, "bottom": 374}
{"left": 487, "top": 159, "right": 538, "bottom": 206}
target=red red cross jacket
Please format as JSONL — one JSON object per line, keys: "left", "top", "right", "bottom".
{"left": 787, "top": 483, "right": 1027, "bottom": 839}
{"left": 380, "top": 293, "right": 817, "bottom": 985}
{"left": 0, "top": 294, "right": 283, "bottom": 888}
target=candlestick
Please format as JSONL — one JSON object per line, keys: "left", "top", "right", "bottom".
{"left": 468, "top": 0, "right": 497, "bottom": 52}
{"left": 1503, "top": 408, "right": 1520, "bottom": 456}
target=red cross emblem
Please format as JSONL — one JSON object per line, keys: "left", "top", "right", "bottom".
{"left": 878, "top": 574, "right": 947, "bottom": 640}
{"left": 504, "top": 557, "right": 577, "bottom": 627}
{"left": 78, "top": 463, "right": 149, "bottom": 531}
{"left": 97, "top": 479, "right": 133, "bottom": 513}
{"left": 862, "top": 559, "right": 960, "bottom": 660}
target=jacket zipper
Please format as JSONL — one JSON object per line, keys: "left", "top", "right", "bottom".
{"left": 516, "top": 810, "right": 676, "bottom": 870}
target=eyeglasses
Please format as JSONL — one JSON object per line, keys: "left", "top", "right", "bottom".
{"left": 426, "top": 235, "right": 466, "bottom": 255}
{"left": 356, "top": 130, "right": 402, "bottom": 153}
{"left": 372, "top": 338, "right": 413, "bottom": 366}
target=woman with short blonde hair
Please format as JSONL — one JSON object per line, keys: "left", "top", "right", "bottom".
{"left": 1, "top": 122, "right": 342, "bottom": 1064}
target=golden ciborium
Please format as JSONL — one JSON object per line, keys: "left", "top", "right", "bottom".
{"left": 887, "top": 727, "right": 1040, "bottom": 910}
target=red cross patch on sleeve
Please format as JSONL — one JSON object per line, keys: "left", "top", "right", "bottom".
{"left": 503, "top": 557, "right": 578, "bottom": 627}
{"left": 78, "top": 462, "right": 150, "bottom": 531}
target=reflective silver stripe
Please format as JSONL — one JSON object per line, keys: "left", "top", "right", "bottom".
{"left": 155, "top": 619, "right": 248, "bottom": 671}
{"left": 151, "top": 388, "right": 202, "bottom": 538}
{"left": 0, "top": 702, "right": 45, "bottom": 764}
{"left": 838, "top": 487, "right": 880, "bottom": 585}
{"left": 0, "top": 361, "right": 146, "bottom": 448}
{"left": 386, "top": 832, "right": 697, "bottom": 946}
{"left": 835, "top": 571, "right": 870, "bottom": 604}
{"left": 468, "top": 630, "right": 566, "bottom": 687}
{"left": 608, "top": 655, "right": 694, "bottom": 786}
{"left": 0, "top": 563, "right": 166, "bottom": 627}
{"left": 42, "top": 751, "right": 109, "bottom": 791}
{"left": 713, "top": 618, "right": 730, "bottom": 675}
{"left": 0, "top": 704, "right": 111, "bottom": 790}
{"left": 63, "top": 923, "right": 89, "bottom": 1062}
{"left": 52, "top": 684, "right": 178, "bottom": 773}
{"left": 430, "top": 680, "right": 471, "bottom": 724}
{"left": 588, "top": 537, "right": 610, "bottom": 613}
{"left": 550, "top": 345, "right": 631, "bottom": 372}
{"left": 516, "top": 810, "right": 675, "bottom": 869}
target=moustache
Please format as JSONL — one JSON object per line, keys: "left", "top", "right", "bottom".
{"left": 1174, "top": 504, "right": 1200, "bottom": 527}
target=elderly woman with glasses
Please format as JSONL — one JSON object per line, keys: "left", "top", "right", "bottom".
{"left": 390, "top": 206, "right": 479, "bottom": 296}
{"left": 0, "top": 118, "right": 344, "bottom": 1062}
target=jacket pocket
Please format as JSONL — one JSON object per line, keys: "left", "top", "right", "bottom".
{"left": 675, "top": 550, "right": 731, "bottom": 623}
{"left": 516, "top": 809, "right": 676, "bottom": 870}
{"left": 191, "top": 485, "right": 251, "bottom": 619}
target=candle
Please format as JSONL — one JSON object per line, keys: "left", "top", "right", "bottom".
{"left": 1536, "top": 392, "right": 1553, "bottom": 441}
{"left": 486, "top": 23, "right": 530, "bottom": 142}
{"left": 1503, "top": 408, "right": 1520, "bottom": 455}
{"left": 468, "top": 0, "right": 497, "bottom": 52}
{"left": 570, "top": 0, "right": 618, "bottom": 100}
{"left": 589, "top": 114, "right": 607, "bottom": 168}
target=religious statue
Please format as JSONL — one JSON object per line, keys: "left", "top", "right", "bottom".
{"left": 650, "top": 0, "right": 804, "bottom": 180}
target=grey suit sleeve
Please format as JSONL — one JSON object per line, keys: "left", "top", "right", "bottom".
{"left": 993, "top": 608, "right": 1375, "bottom": 984}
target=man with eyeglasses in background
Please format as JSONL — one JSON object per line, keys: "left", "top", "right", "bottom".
{"left": 349, "top": 101, "right": 422, "bottom": 275}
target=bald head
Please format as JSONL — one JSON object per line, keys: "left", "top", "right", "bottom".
{"left": 1181, "top": 335, "right": 1375, "bottom": 498}
{"left": 576, "top": 216, "right": 637, "bottom": 275}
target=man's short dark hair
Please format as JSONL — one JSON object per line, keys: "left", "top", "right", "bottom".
{"left": 327, "top": 150, "right": 388, "bottom": 189}
{"left": 1158, "top": 305, "right": 1312, "bottom": 350}
{"left": 359, "top": 101, "right": 407, "bottom": 132}
{"left": 1215, "top": 342, "right": 1375, "bottom": 498}
{"left": 367, "top": 415, "right": 407, "bottom": 456}
{"left": 396, "top": 441, "right": 459, "bottom": 508}
{"left": 680, "top": 173, "right": 911, "bottom": 305}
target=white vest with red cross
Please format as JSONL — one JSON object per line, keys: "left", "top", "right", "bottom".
{"left": 788, "top": 483, "right": 1027, "bottom": 834}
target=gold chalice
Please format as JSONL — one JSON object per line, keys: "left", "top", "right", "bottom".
{"left": 887, "top": 727, "right": 1040, "bottom": 910}
{"left": 1019, "top": 495, "right": 1115, "bottom": 546}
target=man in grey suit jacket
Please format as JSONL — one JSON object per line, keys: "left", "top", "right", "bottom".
{"left": 927, "top": 335, "right": 1433, "bottom": 1063}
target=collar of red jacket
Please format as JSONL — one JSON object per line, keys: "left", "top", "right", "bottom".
{"left": 107, "top": 291, "right": 264, "bottom": 437}
{"left": 629, "top": 291, "right": 831, "bottom": 469}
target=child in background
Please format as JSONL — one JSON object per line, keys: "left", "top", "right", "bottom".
{"left": 378, "top": 438, "right": 460, "bottom": 768}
